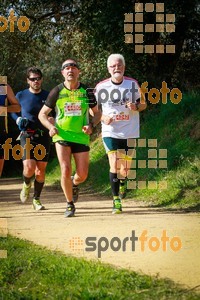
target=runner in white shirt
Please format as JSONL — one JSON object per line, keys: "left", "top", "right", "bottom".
{"left": 95, "top": 54, "right": 147, "bottom": 214}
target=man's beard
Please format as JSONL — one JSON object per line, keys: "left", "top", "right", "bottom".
{"left": 113, "top": 72, "right": 123, "bottom": 80}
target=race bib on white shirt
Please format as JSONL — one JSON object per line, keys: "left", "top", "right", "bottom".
{"left": 111, "top": 111, "right": 130, "bottom": 121}
{"left": 95, "top": 77, "right": 141, "bottom": 138}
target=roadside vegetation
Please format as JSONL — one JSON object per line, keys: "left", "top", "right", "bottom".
{"left": 46, "top": 92, "right": 200, "bottom": 211}
{"left": 0, "top": 236, "right": 199, "bottom": 299}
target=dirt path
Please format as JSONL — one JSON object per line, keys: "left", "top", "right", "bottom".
{"left": 0, "top": 178, "right": 200, "bottom": 290}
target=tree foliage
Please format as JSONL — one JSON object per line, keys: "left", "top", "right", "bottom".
{"left": 0, "top": 0, "right": 199, "bottom": 91}
{"left": 0, "top": 0, "right": 199, "bottom": 176}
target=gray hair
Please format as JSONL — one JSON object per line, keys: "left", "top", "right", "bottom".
{"left": 107, "top": 54, "right": 125, "bottom": 67}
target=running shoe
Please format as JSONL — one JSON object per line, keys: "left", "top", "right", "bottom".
{"left": 20, "top": 182, "right": 31, "bottom": 203}
{"left": 71, "top": 176, "right": 79, "bottom": 203}
{"left": 32, "top": 198, "right": 45, "bottom": 211}
{"left": 112, "top": 198, "right": 122, "bottom": 214}
{"left": 64, "top": 202, "right": 76, "bottom": 217}
{"left": 119, "top": 180, "right": 127, "bottom": 199}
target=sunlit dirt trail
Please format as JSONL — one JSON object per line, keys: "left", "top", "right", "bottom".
{"left": 1, "top": 178, "right": 200, "bottom": 291}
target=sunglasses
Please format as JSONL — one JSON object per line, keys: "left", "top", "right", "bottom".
{"left": 28, "top": 77, "right": 42, "bottom": 82}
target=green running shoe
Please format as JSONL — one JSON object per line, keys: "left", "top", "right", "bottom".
{"left": 32, "top": 198, "right": 45, "bottom": 211}
{"left": 20, "top": 182, "right": 31, "bottom": 203}
{"left": 112, "top": 198, "right": 122, "bottom": 214}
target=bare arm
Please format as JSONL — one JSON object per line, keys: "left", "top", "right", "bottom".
{"left": 136, "top": 90, "right": 147, "bottom": 112}
{"left": 38, "top": 104, "right": 58, "bottom": 137}
{"left": 126, "top": 99, "right": 147, "bottom": 112}
{"left": 124, "top": 85, "right": 147, "bottom": 112}
{"left": 137, "top": 89, "right": 147, "bottom": 112}
{"left": 82, "top": 105, "right": 102, "bottom": 135}
{"left": 90, "top": 105, "right": 102, "bottom": 127}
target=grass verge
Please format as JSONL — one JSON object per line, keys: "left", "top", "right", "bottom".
{"left": 0, "top": 236, "right": 199, "bottom": 300}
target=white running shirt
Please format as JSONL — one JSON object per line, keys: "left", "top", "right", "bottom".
{"left": 95, "top": 77, "right": 141, "bottom": 139}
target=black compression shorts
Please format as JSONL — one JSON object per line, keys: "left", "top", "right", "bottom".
{"left": 0, "top": 132, "right": 7, "bottom": 158}
{"left": 20, "top": 130, "right": 51, "bottom": 161}
{"left": 56, "top": 140, "right": 90, "bottom": 153}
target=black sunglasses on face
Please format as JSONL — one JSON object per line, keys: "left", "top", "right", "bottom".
{"left": 28, "top": 77, "right": 42, "bottom": 82}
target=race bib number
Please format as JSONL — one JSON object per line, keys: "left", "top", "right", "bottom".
{"left": 112, "top": 113, "right": 129, "bottom": 121}
{"left": 64, "top": 102, "right": 82, "bottom": 116}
